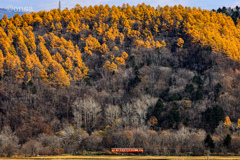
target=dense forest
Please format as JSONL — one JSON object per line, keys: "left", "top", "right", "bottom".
{"left": 1, "top": 3, "right": 240, "bottom": 157}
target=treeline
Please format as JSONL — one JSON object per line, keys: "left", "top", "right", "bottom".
{"left": 1, "top": 125, "right": 239, "bottom": 157}
{"left": 1, "top": 3, "right": 240, "bottom": 157}
{"left": 214, "top": 6, "right": 240, "bottom": 23}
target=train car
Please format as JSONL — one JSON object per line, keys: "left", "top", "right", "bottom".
{"left": 111, "top": 148, "right": 143, "bottom": 153}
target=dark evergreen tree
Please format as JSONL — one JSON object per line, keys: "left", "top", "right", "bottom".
{"left": 168, "top": 103, "right": 181, "bottom": 128}
{"left": 202, "top": 105, "right": 225, "bottom": 133}
{"left": 185, "top": 84, "right": 194, "bottom": 93}
{"left": 204, "top": 134, "right": 214, "bottom": 149}
{"left": 214, "top": 83, "right": 222, "bottom": 101}
{"left": 223, "top": 134, "right": 231, "bottom": 149}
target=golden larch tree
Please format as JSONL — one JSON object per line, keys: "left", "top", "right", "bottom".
{"left": 115, "top": 57, "right": 125, "bottom": 65}
{"left": 177, "top": 37, "right": 184, "bottom": 48}
{"left": 73, "top": 67, "right": 84, "bottom": 81}
{"left": 237, "top": 119, "right": 240, "bottom": 129}
{"left": 38, "top": 69, "right": 48, "bottom": 82}
{"left": 0, "top": 50, "right": 4, "bottom": 77}
{"left": 51, "top": 61, "right": 70, "bottom": 88}
{"left": 52, "top": 52, "right": 63, "bottom": 63}
{"left": 63, "top": 57, "right": 73, "bottom": 72}
{"left": 121, "top": 52, "right": 128, "bottom": 60}
{"left": 223, "top": 116, "right": 231, "bottom": 127}
{"left": 100, "top": 43, "right": 110, "bottom": 54}
{"left": 84, "top": 35, "right": 101, "bottom": 56}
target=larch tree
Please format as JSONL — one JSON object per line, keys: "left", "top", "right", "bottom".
{"left": 73, "top": 67, "right": 84, "bottom": 82}
{"left": 38, "top": 35, "right": 52, "bottom": 68}
{"left": 84, "top": 35, "right": 101, "bottom": 56}
{"left": 38, "top": 69, "right": 48, "bottom": 82}
{"left": 103, "top": 61, "right": 118, "bottom": 73}
{"left": 223, "top": 116, "right": 231, "bottom": 127}
{"left": 115, "top": 57, "right": 125, "bottom": 65}
{"left": 50, "top": 61, "right": 70, "bottom": 88}
{"left": 176, "top": 37, "right": 184, "bottom": 48}
{"left": 238, "top": 119, "right": 240, "bottom": 129}
{"left": 63, "top": 57, "right": 73, "bottom": 72}
{"left": 100, "top": 43, "right": 110, "bottom": 54}
{"left": 0, "top": 50, "right": 4, "bottom": 78}
{"left": 26, "top": 30, "right": 36, "bottom": 54}
{"left": 52, "top": 52, "right": 63, "bottom": 63}
{"left": 121, "top": 52, "right": 128, "bottom": 60}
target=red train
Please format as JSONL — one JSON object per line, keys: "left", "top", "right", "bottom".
{"left": 111, "top": 148, "right": 143, "bottom": 153}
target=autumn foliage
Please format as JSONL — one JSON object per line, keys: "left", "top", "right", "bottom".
{"left": 2, "top": 3, "right": 240, "bottom": 156}
{"left": 0, "top": 4, "right": 240, "bottom": 88}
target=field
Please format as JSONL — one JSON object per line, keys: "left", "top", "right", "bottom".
{"left": 3, "top": 155, "right": 240, "bottom": 160}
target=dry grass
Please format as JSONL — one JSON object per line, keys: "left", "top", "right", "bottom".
{"left": 3, "top": 155, "right": 240, "bottom": 160}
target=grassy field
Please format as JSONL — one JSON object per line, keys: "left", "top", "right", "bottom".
{"left": 3, "top": 155, "right": 240, "bottom": 160}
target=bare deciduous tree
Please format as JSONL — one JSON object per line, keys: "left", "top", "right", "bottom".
{"left": 134, "top": 95, "right": 158, "bottom": 125}
{"left": 0, "top": 126, "right": 19, "bottom": 157}
{"left": 72, "top": 97, "right": 102, "bottom": 131}
{"left": 105, "top": 104, "right": 120, "bottom": 125}
{"left": 21, "top": 139, "right": 41, "bottom": 157}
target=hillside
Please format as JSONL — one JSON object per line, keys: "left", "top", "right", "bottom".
{"left": 1, "top": 3, "right": 240, "bottom": 156}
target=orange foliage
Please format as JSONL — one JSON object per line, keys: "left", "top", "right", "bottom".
{"left": 223, "top": 116, "right": 232, "bottom": 127}
{"left": 1, "top": 3, "right": 240, "bottom": 88}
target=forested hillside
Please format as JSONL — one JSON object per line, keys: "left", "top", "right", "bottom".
{"left": 1, "top": 3, "right": 240, "bottom": 157}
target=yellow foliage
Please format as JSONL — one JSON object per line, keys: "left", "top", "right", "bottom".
{"left": 15, "top": 67, "right": 25, "bottom": 79}
{"left": 73, "top": 67, "right": 84, "bottom": 81}
{"left": 154, "top": 24, "right": 159, "bottom": 33}
{"left": 149, "top": 116, "right": 158, "bottom": 126}
{"left": 100, "top": 43, "right": 109, "bottom": 54}
{"left": 0, "top": 50, "right": 4, "bottom": 77}
{"left": 2, "top": 3, "right": 240, "bottom": 88}
{"left": 24, "top": 55, "right": 34, "bottom": 71}
{"left": 151, "top": 40, "right": 155, "bottom": 47}
{"left": 26, "top": 31, "right": 36, "bottom": 53}
{"left": 115, "top": 57, "right": 125, "bottom": 65}
{"left": 109, "top": 62, "right": 117, "bottom": 72}
{"left": 176, "top": 37, "right": 184, "bottom": 48}
{"left": 84, "top": 35, "right": 100, "bottom": 55}
{"left": 63, "top": 57, "right": 73, "bottom": 72}
{"left": 134, "top": 40, "right": 144, "bottom": 47}
{"left": 55, "top": 22, "right": 62, "bottom": 34}
{"left": 103, "top": 61, "right": 117, "bottom": 73}
{"left": 223, "top": 116, "right": 232, "bottom": 127}
{"left": 51, "top": 61, "right": 70, "bottom": 88}
{"left": 112, "top": 46, "right": 119, "bottom": 51}
{"left": 155, "top": 40, "right": 166, "bottom": 48}
{"left": 4, "top": 53, "right": 21, "bottom": 73}
{"left": 67, "top": 21, "right": 80, "bottom": 34}
{"left": 147, "top": 130, "right": 157, "bottom": 135}
{"left": 238, "top": 119, "right": 240, "bottom": 129}
{"left": 144, "top": 40, "right": 151, "bottom": 48}
{"left": 121, "top": 52, "right": 128, "bottom": 60}
{"left": 38, "top": 69, "right": 48, "bottom": 82}
{"left": 111, "top": 55, "right": 115, "bottom": 60}
{"left": 52, "top": 52, "right": 63, "bottom": 63}
{"left": 161, "top": 40, "right": 166, "bottom": 47}
{"left": 103, "top": 60, "right": 111, "bottom": 70}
